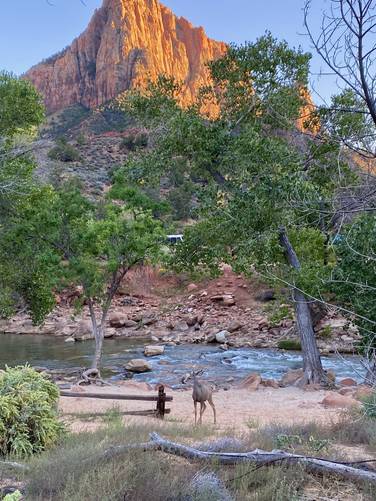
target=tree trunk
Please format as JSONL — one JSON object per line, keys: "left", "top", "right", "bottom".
{"left": 279, "top": 227, "right": 326, "bottom": 384}
{"left": 365, "top": 351, "right": 376, "bottom": 386}
{"left": 88, "top": 298, "right": 105, "bottom": 371}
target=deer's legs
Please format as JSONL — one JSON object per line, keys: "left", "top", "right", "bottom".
{"left": 194, "top": 400, "right": 198, "bottom": 425}
{"left": 199, "top": 401, "right": 206, "bottom": 424}
{"left": 208, "top": 397, "right": 216, "bottom": 424}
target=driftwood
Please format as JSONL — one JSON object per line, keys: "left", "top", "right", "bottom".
{"left": 98, "top": 433, "right": 376, "bottom": 486}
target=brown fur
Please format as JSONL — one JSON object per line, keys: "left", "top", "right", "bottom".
{"left": 192, "top": 372, "right": 216, "bottom": 425}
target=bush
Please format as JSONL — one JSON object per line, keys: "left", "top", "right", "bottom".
{"left": 0, "top": 366, "right": 64, "bottom": 457}
{"left": 48, "top": 138, "right": 81, "bottom": 162}
{"left": 362, "top": 392, "right": 376, "bottom": 418}
{"left": 120, "top": 132, "right": 148, "bottom": 151}
{"left": 278, "top": 339, "right": 302, "bottom": 351}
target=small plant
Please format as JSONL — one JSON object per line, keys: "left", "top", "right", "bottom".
{"left": 362, "top": 392, "right": 376, "bottom": 418}
{"left": 48, "top": 138, "right": 81, "bottom": 162}
{"left": 0, "top": 365, "right": 64, "bottom": 457}
{"left": 76, "top": 133, "right": 87, "bottom": 146}
{"left": 278, "top": 339, "right": 302, "bottom": 351}
{"left": 276, "top": 433, "right": 330, "bottom": 453}
{"left": 319, "top": 325, "right": 332, "bottom": 338}
{"left": 267, "top": 304, "right": 292, "bottom": 327}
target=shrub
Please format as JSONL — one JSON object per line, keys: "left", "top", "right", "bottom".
{"left": 0, "top": 366, "right": 64, "bottom": 457}
{"left": 120, "top": 132, "right": 148, "bottom": 151}
{"left": 362, "top": 392, "right": 376, "bottom": 418}
{"left": 278, "top": 339, "right": 302, "bottom": 351}
{"left": 48, "top": 138, "right": 81, "bottom": 162}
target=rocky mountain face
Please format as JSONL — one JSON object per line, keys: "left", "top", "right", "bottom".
{"left": 24, "top": 0, "right": 227, "bottom": 114}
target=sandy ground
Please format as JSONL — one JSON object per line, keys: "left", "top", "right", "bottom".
{"left": 59, "top": 382, "right": 341, "bottom": 433}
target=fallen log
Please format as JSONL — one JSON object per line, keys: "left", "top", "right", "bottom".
{"left": 147, "top": 433, "right": 376, "bottom": 485}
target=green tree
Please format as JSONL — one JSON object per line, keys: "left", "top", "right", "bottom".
{"left": 4, "top": 181, "right": 164, "bottom": 371}
{"left": 115, "top": 35, "right": 345, "bottom": 384}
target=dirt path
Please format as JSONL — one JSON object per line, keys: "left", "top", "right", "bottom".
{"left": 60, "top": 383, "right": 341, "bottom": 433}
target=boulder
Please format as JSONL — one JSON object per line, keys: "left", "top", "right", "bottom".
{"left": 239, "top": 373, "right": 261, "bottom": 391}
{"left": 255, "top": 289, "right": 276, "bottom": 302}
{"left": 261, "top": 378, "right": 280, "bottom": 389}
{"left": 338, "top": 387, "right": 354, "bottom": 396}
{"left": 339, "top": 377, "right": 357, "bottom": 387}
{"left": 174, "top": 321, "right": 190, "bottom": 332}
{"left": 108, "top": 312, "right": 129, "bottom": 328}
{"left": 184, "top": 315, "right": 198, "bottom": 327}
{"left": 227, "top": 320, "right": 243, "bottom": 333}
{"left": 321, "top": 393, "right": 360, "bottom": 409}
{"left": 123, "top": 319, "right": 138, "bottom": 328}
{"left": 125, "top": 359, "right": 152, "bottom": 373}
{"left": 144, "top": 345, "right": 165, "bottom": 357}
{"left": 280, "top": 368, "right": 304, "bottom": 387}
{"left": 187, "top": 283, "right": 198, "bottom": 292}
{"left": 215, "top": 330, "right": 229, "bottom": 343}
{"left": 223, "top": 295, "right": 236, "bottom": 306}
{"left": 64, "top": 336, "right": 75, "bottom": 343}
{"left": 73, "top": 320, "right": 94, "bottom": 341}
{"left": 104, "top": 328, "right": 116, "bottom": 338}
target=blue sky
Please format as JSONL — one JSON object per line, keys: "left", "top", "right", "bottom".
{"left": 0, "top": 0, "right": 334, "bottom": 101}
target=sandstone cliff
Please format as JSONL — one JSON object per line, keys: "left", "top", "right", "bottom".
{"left": 24, "top": 0, "right": 227, "bottom": 114}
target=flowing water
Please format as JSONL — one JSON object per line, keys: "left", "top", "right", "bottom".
{"left": 0, "top": 333, "right": 366, "bottom": 388}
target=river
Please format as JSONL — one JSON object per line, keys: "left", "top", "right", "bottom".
{"left": 0, "top": 333, "right": 366, "bottom": 388}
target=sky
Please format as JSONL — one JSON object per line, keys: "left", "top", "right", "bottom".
{"left": 0, "top": 0, "right": 335, "bottom": 102}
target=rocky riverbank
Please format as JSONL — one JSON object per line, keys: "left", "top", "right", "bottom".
{"left": 0, "top": 269, "right": 361, "bottom": 355}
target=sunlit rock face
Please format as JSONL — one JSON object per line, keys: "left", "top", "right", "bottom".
{"left": 24, "top": 0, "right": 227, "bottom": 114}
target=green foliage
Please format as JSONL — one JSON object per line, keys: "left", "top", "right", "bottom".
{"left": 331, "top": 214, "right": 376, "bottom": 350}
{"left": 278, "top": 339, "right": 302, "bottom": 351}
{"left": 48, "top": 138, "right": 81, "bottom": 162}
{"left": 0, "top": 366, "right": 63, "bottom": 457}
{"left": 275, "top": 433, "right": 330, "bottom": 453}
{"left": 362, "top": 393, "right": 376, "bottom": 419}
{"left": 3, "top": 491, "right": 22, "bottom": 501}
{"left": 0, "top": 71, "right": 44, "bottom": 138}
{"left": 205, "top": 33, "right": 311, "bottom": 126}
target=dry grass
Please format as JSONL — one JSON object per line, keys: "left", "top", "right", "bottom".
{"left": 13, "top": 409, "right": 375, "bottom": 501}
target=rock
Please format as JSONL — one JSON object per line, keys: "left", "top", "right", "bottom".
{"left": 257, "top": 317, "right": 269, "bottom": 329}
{"left": 187, "top": 283, "right": 198, "bottom": 292}
{"left": 223, "top": 295, "right": 236, "bottom": 306}
{"left": 321, "top": 393, "right": 360, "bottom": 409}
{"left": 73, "top": 320, "right": 94, "bottom": 341}
{"left": 215, "top": 330, "right": 229, "bottom": 343}
{"left": 123, "top": 319, "right": 138, "bottom": 328}
{"left": 173, "top": 321, "right": 190, "bottom": 332}
{"left": 142, "top": 314, "right": 158, "bottom": 326}
{"left": 340, "top": 335, "right": 354, "bottom": 343}
{"left": 184, "top": 315, "right": 198, "bottom": 327}
{"left": 261, "top": 378, "right": 280, "bottom": 389}
{"left": 280, "top": 368, "right": 304, "bottom": 387}
{"left": 150, "top": 335, "right": 159, "bottom": 342}
{"left": 210, "top": 294, "right": 236, "bottom": 306}
{"left": 227, "top": 320, "right": 243, "bottom": 333}
{"left": 144, "top": 345, "right": 165, "bottom": 357}
{"left": 239, "top": 373, "right": 261, "bottom": 391}
{"left": 219, "top": 344, "right": 229, "bottom": 351}
{"left": 108, "top": 312, "right": 129, "bottom": 328}
{"left": 354, "top": 384, "right": 374, "bottom": 400}
{"left": 104, "top": 328, "right": 116, "bottom": 338}
{"left": 24, "top": 0, "right": 227, "bottom": 115}
{"left": 338, "top": 387, "right": 354, "bottom": 396}
{"left": 255, "top": 290, "right": 276, "bottom": 302}
{"left": 125, "top": 359, "right": 152, "bottom": 373}
{"left": 339, "top": 377, "right": 357, "bottom": 387}
{"left": 64, "top": 336, "right": 75, "bottom": 343}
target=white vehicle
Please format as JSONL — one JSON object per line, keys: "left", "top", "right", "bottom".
{"left": 166, "top": 234, "right": 183, "bottom": 245}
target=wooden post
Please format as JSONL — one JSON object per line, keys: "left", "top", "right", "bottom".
{"left": 156, "top": 385, "right": 166, "bottom": 419}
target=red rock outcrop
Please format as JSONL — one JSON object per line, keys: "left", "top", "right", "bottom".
{"left": 24, "top": 0, "right": 227, "bottom": 114}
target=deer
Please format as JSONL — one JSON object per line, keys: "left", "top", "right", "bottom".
{"left": 182, "top": 369, "right": 216, "bottom": 425}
